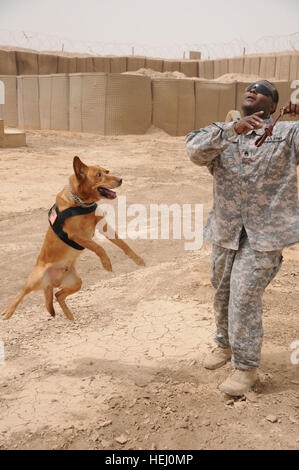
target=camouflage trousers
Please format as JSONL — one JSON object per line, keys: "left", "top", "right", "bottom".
{"left": 211, "top": 229, "right": 283, "bottom": 370}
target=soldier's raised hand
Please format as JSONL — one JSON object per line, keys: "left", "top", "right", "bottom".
{"left": 234, "top": 111, "right": 264, "bottom": 135}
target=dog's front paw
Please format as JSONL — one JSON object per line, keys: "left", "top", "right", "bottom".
{"left": 103, "top": 259, "right": 113, "bottom": 272}
{"left": 2, "top": 307, "right": 14, "bottom": 320}
{"left": 133, "top": 255, "right": 145, "bottom": 266}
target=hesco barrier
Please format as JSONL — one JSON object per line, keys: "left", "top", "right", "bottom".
{"left": 110, "top": 57, "right": 127, "bottom": 73}
{"left": 0, "top": 75, "right": 18, "bottom": 126}
{"left": 17, "top": 75, "right": 40, "bottom": 128}
{"left": 195, "top": 81, "right": 236, "bottom": 129}
{"left": 127, "top": 57, "right": 146, "bottom": 72}
{"left": 145, "top": 58, "right": 163, "bottom": 72}
{"left": 214, "top": 59, "right": 229, "bottom": 78}
{"left": 198, "top": 60, "right": 214, "bottom": 79}
{"left": 180, "top": 60, "right": 199, "bottom": 78}
{"left": 0, "top": 50, "right": 17, "bottom": 75}
{"left": 57, "top": 56, "right": 77, "bottom": 74}
{"left": 69, "top": 73, "right": 152, "bottom": 135}
{"left": 163, "top": 60, "right": 181, "bottom": 73}
{"left": 39, "top": 74, "right": 69, "bottom": 130}
{"left": 16, "top": 51, "right": 39, "bottom": 75}
{"left": 152, "top": 78, "right": 195, "bottom": 136}
{"left": 259, "top": 55, "right": 277, "bottom": 79}
{"left": 6, "top": 73, "right": 299, "bottom": 134}
{"left": 243, "top": 56, "right": 261, "bottom": 76}
{"left": 93, "top": 56, "right": 111, "bottom": 73}
{"left": 38, "top": 54, "right": 58, "bottom": 75}
{"left": 228, "top": 57, "right": 244, "bottom": 74}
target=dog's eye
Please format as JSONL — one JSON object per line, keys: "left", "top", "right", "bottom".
{"left": 97, "top": 172, "right": 102, "bottom": 177}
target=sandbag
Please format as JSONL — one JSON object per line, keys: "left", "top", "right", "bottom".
{"left": 57, "top": 56, "right": 77, "bottom": 73}
{"left": 195, "top": 80, "right": 236, "bottom": 129}
{"left": 163, "top": 60, "right": 181, "bottom": 73}
{"left": 259, "top": 55, "right": 277, "bottom": 79}
{"left": 127, "top": 57, "right": 146, "bottom": 71}
{"left": 145, "top": 58, "right": 163, "bottom": 72}
{"left": 228, "top": 57, "right": 244, "bottom": 74}
{"left": 214, "top": 59, "right": 229, "bottom": 78}
{"left": 70, "top": 73, "right": 152, "bottom": 135}
{"left": 152, "top": 78, "right": 195, "bottom": 136}
{"left": 17, "top": 75, "right": 40, "bottom": 128}
{"left": 0, "top": 75, "right": 18, "bottom": 126}
{"left": 110, "top": 56, "right": 127, "bottom": 73}
{"left": 38, "top": 53, "right": 58, "bottom": 74}
{"left": 16, "top": 51, "right": 38, "bottom": 75}
{"left": 0, "top": 50, "right": 17, "bottom": 75}
{"left": 243, "top": 56, "right": 260, "bottom": 76}
{"left": 93, "top": 56, "right": 111, "bottom": 73}
{"left": 198, "top": 60, "right": 214, "bottom": 79}
{"left": 180, "top": 60, "right": 198, "bottom": 77}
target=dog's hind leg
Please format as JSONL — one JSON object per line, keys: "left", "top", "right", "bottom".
{"left": 44, "top": 285, "right": 55, "bottom": 317}
{"left": 55, "top": 269, "right": 82, "bottom": 321}
{"left": 2, "top": 265, "right": 44, "bottom": 320}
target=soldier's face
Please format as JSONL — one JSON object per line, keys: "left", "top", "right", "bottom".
{"left": 242, "top": 82, "right": 277, "bottom": 118}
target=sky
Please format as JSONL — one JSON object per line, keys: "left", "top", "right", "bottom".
{"left": 0, "top": 0, "right": 298, "bottom": 57}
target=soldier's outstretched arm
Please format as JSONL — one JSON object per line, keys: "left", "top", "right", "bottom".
{"left": 186, "top": 121, "right": 239, "bottom": 167}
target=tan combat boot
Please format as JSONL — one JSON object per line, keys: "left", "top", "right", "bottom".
{"left": 219, "top": 368, "right": 258, "bottom": 396}
{"left": 203, "top": 346, "right": 231, "bottom": 370}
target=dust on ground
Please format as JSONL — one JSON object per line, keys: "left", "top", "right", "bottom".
{"left": 0, "top": 129, "right": 298, "bottom": 450}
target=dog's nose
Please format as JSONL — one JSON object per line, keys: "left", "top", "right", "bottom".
{"left": 118, "top": 178, "right": 122, "bottom": 186}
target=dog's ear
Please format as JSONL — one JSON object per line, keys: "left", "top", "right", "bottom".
{"left": 73, "top": 156, "right": 88, "bottom": 180}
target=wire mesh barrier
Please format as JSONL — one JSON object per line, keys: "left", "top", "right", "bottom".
{"left": 0, "top": 29, "right": 298, "bottom": 59}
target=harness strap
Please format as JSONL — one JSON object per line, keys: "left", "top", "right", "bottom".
{"left": 48, "top": 203, "right": 97, "bottom": 251}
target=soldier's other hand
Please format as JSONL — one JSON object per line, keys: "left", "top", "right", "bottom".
{"left": 285, "top": 100, "right": 299, "bottom": 116}
{"left": 234, "top": 111, "right": 264, "bottom": 135}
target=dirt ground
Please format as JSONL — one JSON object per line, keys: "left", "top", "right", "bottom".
{"left": 0, "top": 128, "right": 298, "bottom": 450}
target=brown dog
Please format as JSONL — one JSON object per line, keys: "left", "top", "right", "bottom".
{"left": 2, "top": 156, "right": 145, "bottom": 321}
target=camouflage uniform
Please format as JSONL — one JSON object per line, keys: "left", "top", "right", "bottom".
{"left": 186, "top": 119, "right": 299, "bottom": 369}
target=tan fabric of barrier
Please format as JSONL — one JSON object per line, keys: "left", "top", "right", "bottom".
{"left": 243, "top": 57, "right": 260, "bottom": 76}
{"left": 127, "top": 57, "right": 146, "bottom": 71}
{"left": 214, "top": 59, "right": 229, "bottom": 78}
{"left": 145, "top": 58, "right": 163, "bottom": 72}
{"left": 180, "top": 60, "right": 198, "bottom": 77}
{"left": 93, "top": 57, "right": 111, "bottom": 73}
{"left": 70, "top": 73, "right": 151, "bottom": 135}
{"left": 0, "top": 75, "right": 18, "bottom": 126}
{"left": 228, "top": 57, "right": 244, "bottom": 74}
{"left": 105, "top": 74, "right": 152, "bottom": 134}
{"left": 259, "top": 55, "right": 277, "bottom": 79}
{"left": 195, "top": 81, "right": 236, "bottom": 129}
{"left": 50, "top": 74, "right": 69, "bottom": 130}
{"left": 81, "top": 74, "right": 106, "bottom": 133}
{"left": 198, "top": 60, "right": 214, "bottom": 79}
{"left": 38, "top": 54, "right": 58, "bottom": 75}
{"left": 0, "top": 50, "right": 17, "bottom": 75}
{"left": 17, "top": 75, "right": 40, "bottom": 128}
{"left": 163, "top": 60, "right": 181, "bottom": 72}
{"left": 110, "top": 57, "right": 127, "bottom": 73}
{"left": 152, "top": 78, "right": 195, "bottom": 136}
{"left": 16, "top": 51, "right": 39, "bottom": 75}
{"left": 275, "top": 54, "right": 291, "bottom": 80}
{"left": 69, "top": 74, "right": 83, "bottom": 131}
{"left": 290, "top": 54, "right": 299, "bottom": 81}
{"left": 76, "top": 56, "right": 94, "bottom": 73}
{"left": 57, "top": 56, "right": 77, "bottom": 73}
{"left": 39, "top": 75, "right": 52, "bottom": 129}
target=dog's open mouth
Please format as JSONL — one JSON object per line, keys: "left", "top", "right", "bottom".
{"left": 97, "top": 187, "right": 117, "bottom": 199}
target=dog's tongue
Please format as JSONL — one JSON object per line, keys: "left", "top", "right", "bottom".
{"left": 98, "top": 187, "right": 117, "bottom": 199}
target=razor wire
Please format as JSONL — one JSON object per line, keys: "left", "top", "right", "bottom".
{"left": 0, "top": 29, "right": 298, "bottom": 59}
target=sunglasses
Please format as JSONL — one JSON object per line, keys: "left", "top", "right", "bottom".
{"left": 245, "top": 83, "right": 274, "bottom": 100}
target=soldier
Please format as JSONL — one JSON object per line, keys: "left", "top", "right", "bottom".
{"left": 186, "top": 80, "right": 299, "bottom": 396}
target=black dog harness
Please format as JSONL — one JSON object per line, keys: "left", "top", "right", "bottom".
{"left": 48, "top": 203, "right": 97, "bottom": 250}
